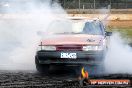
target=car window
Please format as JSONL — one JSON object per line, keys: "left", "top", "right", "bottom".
{"left": 47, "top": 20, "right": 73, "bottom": 33}
{"left": 83, "top": 21, "right": 103, "bottom": 35}
{"left": 72, "top": 21, "right": 85, "bottom": 33}
{"left": 48, "top": 20, "right": 104, "bottom": 35}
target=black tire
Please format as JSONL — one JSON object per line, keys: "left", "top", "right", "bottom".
{"left": 35, "top": 56, "right": 49, "bottom": 74}
{"left": 83, "top": 64, "right": 105, "bottom": 76}
{"left": 74, "top": 66, "right": 82, "bottom": 77}
{"left": 74, "top": 64, "right": 105, "bottom": 77}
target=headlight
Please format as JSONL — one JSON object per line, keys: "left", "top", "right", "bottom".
{"left": 82, "top": 46, "right": 103, "bottom": 51}
{"left": 38, "top": 45, "right": 56, "bottom": 51}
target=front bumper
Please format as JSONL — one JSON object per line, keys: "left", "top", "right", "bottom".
{"left": 36, "top": 50, "right": 104, "bottom": 65}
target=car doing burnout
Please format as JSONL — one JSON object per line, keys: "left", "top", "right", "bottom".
{"left": 35, "top": 18, "right": 112, "bottom": 73}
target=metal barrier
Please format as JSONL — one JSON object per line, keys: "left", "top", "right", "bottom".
{"left": 60, "top": 0, "right": 132, "bottom": 9}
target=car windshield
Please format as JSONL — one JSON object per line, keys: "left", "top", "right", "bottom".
{"left": 47, "top": 20, "right": 103, "bottom": 35}
{"left": 82, "top": 21, "right": 103, "bottom": 35}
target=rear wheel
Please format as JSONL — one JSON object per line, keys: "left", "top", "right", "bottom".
{"left": 35, "top": 57, "right": 49, "bottom": 74}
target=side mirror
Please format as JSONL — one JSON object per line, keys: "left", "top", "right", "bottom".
{"left": 105, "top": 32, "right": 112, "bottom": 36}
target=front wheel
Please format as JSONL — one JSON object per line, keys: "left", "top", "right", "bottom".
{"left": 84, "top": 64, "right": 105, "bottom": 76}
{"left": 35, "top": 57, "right": 49, "bottom": 74}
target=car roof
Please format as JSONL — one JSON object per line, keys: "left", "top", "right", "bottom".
{"left": 67, "top": 17, "right": 101, "bottom": 22}
{"left": 53, "top": 16, "right": 102, "bottom": 24}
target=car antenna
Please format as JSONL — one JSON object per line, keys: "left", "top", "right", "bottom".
{"left": 41, "top": 42, "right": 42, "bottom": 50}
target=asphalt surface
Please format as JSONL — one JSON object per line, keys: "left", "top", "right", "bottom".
{"left": 0, "top": 70, "right": 132, "bottom": 88}
{"left": 0, "top": 70, "right": 80, "bottom": 88}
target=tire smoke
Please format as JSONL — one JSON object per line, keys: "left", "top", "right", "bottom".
{"left": 0, "top": 0, "right": 66, "bottom": 70}
{"left": 104, "top": 33, "right": 132, "bottom": 74}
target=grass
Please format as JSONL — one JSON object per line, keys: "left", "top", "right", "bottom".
{"left": 106, "top": 27, "right": 132, "bottom": 43}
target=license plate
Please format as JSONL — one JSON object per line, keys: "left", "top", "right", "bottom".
{"left": 61, "top": 52, "right": 77, "bottom": 59}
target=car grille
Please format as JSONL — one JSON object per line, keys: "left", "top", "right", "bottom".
{"left": 56, "top": 45, "right": 82, "bottom": 51}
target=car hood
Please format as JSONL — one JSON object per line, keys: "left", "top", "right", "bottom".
{"left": 41, "top": 34, "right": 104, "bottom": 45}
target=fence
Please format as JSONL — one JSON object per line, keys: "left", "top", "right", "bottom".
{"left": 59, "top": 0, "right": 132, "bottom": 9}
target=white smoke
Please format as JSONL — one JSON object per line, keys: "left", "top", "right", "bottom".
{"left": 0, "top": 0, "right": 67, "bottom": 70}
{"left": 104, "top": 33, "right": 132, "bottom": 74}
{"left": 98, "top": 7, "right": 132, "bottom": 74}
